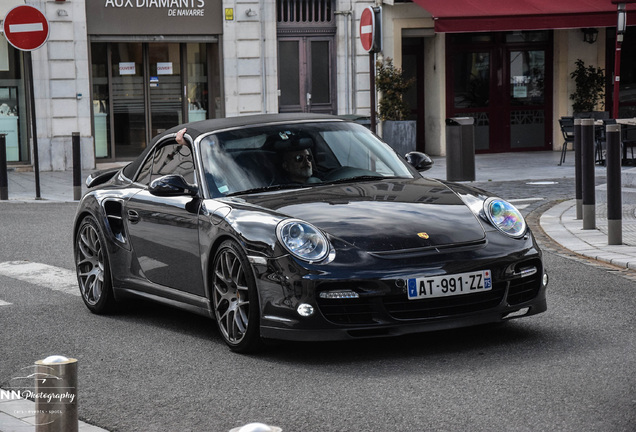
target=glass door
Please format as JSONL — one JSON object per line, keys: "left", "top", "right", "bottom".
{"left": 449, "top": 49, "right": 493, "bottom": 151}
{"left": 186, "top": 43, "right": 209, "bottom": 122}
{"left": 507, "top": 48, "right": 548, "bottom": 149}
{"left": 111, "top": 43, "right": 146, "bottom": 158}
{"left": 447, "top": 31, "right": 552, "bottom": 153}
{"left": 148, "top": 43, "right": 182, "bottom": 137}
{"left": 92, "top": 41, "right": 221, "bottom": 160}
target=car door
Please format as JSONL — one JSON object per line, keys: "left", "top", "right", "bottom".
{"left": 124, "top": 140, "right": 205, "bottom": 296}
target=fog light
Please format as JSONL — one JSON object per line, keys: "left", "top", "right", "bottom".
{"left": 297, "top": 303, "right": 315, "bottom": 317}
{"left": 319, "top": 290, "right": 360, "bottom": 299}
{"left": 543, "top": 272, "right": 549, "bottom": 287}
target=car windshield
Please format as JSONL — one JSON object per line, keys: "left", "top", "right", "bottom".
{"left": 198, "top": 121, "right": 416, "bottom": 197}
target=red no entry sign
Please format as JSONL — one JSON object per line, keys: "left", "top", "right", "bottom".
{"left": 359, "top": 6, "right": 381, "bottom": 53}
{"left": 3, "top": 5, "right": 50, "bottom": 51}
{"left": 360, "top": 7, "right": 374, "bottom": 52}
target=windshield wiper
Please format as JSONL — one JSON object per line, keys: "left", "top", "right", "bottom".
{"left": 321, "top": 175, "right": 396, "bottom": 185}
{"left": 226, "top": 184, "right": 305, "bottom": 196}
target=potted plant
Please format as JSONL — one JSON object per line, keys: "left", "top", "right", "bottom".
{"left": 376, "top": 57, "right": 416, "bottom": 155}
{"left": 570, "top": 59, "right": 605, "bottom": 116}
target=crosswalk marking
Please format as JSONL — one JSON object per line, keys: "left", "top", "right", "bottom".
{"left": 508, "top": 197, "right": 545, "bottom": 210}
{"left": 509, "top": 197, "right": 544, "bottom": 203}
{"left": 0, "top": 261, "right": 79, "bottom": 296}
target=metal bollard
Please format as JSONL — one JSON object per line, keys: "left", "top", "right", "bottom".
{"left": 580, "top": 118, "right": 596, "bottom": 229}
{"left": 606, "top": 123, "right": 622, "bottom": 245}
{"left": 72, "top": 132, "right": 82, "bottom": 200}
{"left": 35, "top": 355, "right": 78, "bottom": 432}
{"left": 0, "top": 134, "right": 7, "bottom": 200}
{"left": 574, "top": 119, "right": 582, "bottom": 219}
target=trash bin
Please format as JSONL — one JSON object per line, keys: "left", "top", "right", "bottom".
{"left": 445, "top": 117, "right": 475, "bottom": 181}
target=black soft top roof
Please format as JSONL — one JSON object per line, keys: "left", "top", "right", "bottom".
{"left": 122, "top": 113, "right": 345, "bottom": 180}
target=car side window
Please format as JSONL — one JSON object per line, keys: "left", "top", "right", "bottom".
{"left": 135, "top": 143, "right": 195, "bottom": 187}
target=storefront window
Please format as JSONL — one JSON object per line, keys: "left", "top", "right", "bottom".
{"left": 453, "top": 52, "right": 490, "bottom": 109}
{"left": 186, "top": 43, "right": 208, "bottom": 122}
{"left": 92, "top": 43, "right": 110, "bottom": 158}
{"left": 111, "top": 43, "right": 145, "bottom": 158}
{"left": 0, "top": 36, "right": 27, "bottom": 163}
{"left": 510, "top": 50, "right": 545, "bottom": 105}
{"left": 148, "top": 43, "right": 182, "bottom": 137}
{"left": 90, "top": 41, "right": 221, "bottom": 160}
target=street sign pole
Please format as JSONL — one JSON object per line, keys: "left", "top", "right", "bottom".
{"left": 360, "top": 6, "right": 381, "bottom": 134}
{"left": 25, "top": 50, "right": 41, "bottom": 198}
{"left": 3, "top": 5, "right": 50, "bottom": 199}
{"left": 369, "top": 53, "right": 376, "bottom": 133}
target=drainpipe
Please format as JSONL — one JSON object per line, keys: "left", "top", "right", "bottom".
{"left": 261, "top": 2, "right": 268, "bottom": 113}
{"left": 335, "top": 8, "right": 352, "bottom": 114}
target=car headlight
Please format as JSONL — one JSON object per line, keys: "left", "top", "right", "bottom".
{"left": 483, "top": 198, "right": 527, "bottom": 238}
{"left": 276, "top": 219, "right": 331, "bottom": 262}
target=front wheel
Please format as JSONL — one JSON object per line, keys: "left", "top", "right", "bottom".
{"left": 212, "top": 240, "right": 262, "bottom": 353}
{"left": 75, "top": 215, "right": 116, "bottom": 314}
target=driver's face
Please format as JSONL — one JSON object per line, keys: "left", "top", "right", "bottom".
{"left": 283, "top": 149, "right": 313, "bottom": 181}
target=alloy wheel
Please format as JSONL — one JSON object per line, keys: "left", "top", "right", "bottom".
{"left": 76, "top": 222, "right": 106, "bottom": 306}
{"left": 213, "top": 247, "right": 251, "bottom": 346}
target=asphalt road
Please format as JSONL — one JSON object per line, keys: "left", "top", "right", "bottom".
{"left": 1, "top": 180, "right": 635, "bottom": 432}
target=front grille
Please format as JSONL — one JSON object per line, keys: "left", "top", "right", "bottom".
{"left": 384, "top": 282, "right": 507, "bottom": 320}
{"left": 316, "top": 260, "right": 543, "bottom": 325}
{"left": 506, "top": 262, "right": 542, "bottom": 305}
{"left": 317, "top": 297, "right": 375, "bottom": 325}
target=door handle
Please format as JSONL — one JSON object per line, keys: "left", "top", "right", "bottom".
{"left": 127, "top": 210, "right": 140, "bottom": 223}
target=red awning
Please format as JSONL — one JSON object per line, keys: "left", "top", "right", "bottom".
{"left": 411, "top": 0, "right": 636, "bottom": 33}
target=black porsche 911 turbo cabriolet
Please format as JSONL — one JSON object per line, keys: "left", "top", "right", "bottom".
{"left": 74, "top": 113, "right": 547, "bottom": 352}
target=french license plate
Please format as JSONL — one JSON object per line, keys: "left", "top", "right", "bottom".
{"left": 407, "top": 270, "right": 492, "bottom": 300}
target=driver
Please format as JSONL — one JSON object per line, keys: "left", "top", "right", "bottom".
{"left": 281, "top": 149, "right": 314, "bottom": 184}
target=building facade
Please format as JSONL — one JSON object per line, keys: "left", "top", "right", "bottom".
{"left": 0, "top": 0, "right": 634, "bottom": 170}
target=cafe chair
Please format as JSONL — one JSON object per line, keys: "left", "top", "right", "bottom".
{"left": 558, "top": 116, "right": 575, "bottom": 166}
{"left": 622, "top": 124, "right": 636, "bottom": 165}
{"left": 594, "top": 119, "right": 617, "bottom": 166}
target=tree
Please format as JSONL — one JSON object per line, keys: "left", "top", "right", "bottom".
{"left": 570, "top": 59, "right": 605, "bottom": 114}
{"left": 375, "top": 57, "right": 415, "bottom": 121}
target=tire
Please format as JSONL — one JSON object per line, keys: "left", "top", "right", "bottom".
{"left": 75, "top": 215, "right": 116, "bottom": 314}
{"left": 212, "top": 240, "right": 262, "bottom": 353}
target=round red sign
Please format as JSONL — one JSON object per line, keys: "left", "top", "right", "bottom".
{"left": 359, "top": 7, "right": 375, "bottom": 53}
{"left": 3, "top": 5, "right": 50, "bottom": 51}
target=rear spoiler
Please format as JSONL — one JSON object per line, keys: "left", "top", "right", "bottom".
{"left": 85, "top": 168, "right": 120, "bottom": 188}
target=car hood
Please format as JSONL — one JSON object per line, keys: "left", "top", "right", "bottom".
{"left": 234, "top": 177, "right": 487, "bottom": 252}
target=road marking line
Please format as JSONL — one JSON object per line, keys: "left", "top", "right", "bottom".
{"left": 0, "top": 261, "right": 79, "bottom": 296}
{"left": 0, "top": 300, "right": 12, "bottom": 306}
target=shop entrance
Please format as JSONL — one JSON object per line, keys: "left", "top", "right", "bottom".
{"left": 276, "top": 0, "right": 337, "bottom": 115}
{"left": 446, "top": 31, "right": 553, "bottom": 153}
{"left": 91, "top": 41, "right": 220, "bottom": 160}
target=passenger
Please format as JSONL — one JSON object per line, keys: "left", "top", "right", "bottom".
{"left": 175, "top": 127, "right": 187, "bottom": 145}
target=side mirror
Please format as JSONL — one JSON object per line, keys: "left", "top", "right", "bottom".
{"left": 149, "top": 174, "right": 199, "bottom": 197}
{"left": 405, "top": 151, "right": 434, "bottom": 172}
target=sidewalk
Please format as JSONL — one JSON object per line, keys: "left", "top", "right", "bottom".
{"left": 1, "top": 151, "right": 636, "bottom": 431}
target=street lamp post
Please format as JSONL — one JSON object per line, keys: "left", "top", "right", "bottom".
{"left": 612, "top": 2, "right": 628, "bottom": 118}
